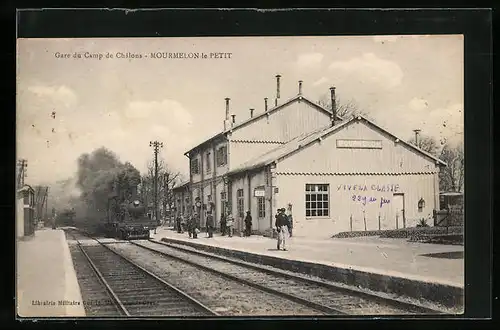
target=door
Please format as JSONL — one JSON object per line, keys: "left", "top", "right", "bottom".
{"left": 392, "top": 193, "right": 405, "bottom": 229}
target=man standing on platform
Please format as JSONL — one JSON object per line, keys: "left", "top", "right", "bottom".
{"left": 206, "top": 211, "right": 214, "bottom": 238}
{"left": 220, "top": 212, "right": 227, "bottom": 236}
{"left": 187, "top": 213, "right": 193, "bottom": 238}
{"left": 244, "top": 211, "right": 252, "bottom": 237}
{"left": 286, "top": 203, "right": 293, "bottom": 237}
{"left": 226, "top": 211, "right": 234, "bottom": 237}
{"left": 176, "top": 213, "right": 182, "bottom": 233}
{"left": 192, "top": 212, "right": 199, "bottom": 239}
{"left": 275, "top": 208, "right": 290, "bottom": 251}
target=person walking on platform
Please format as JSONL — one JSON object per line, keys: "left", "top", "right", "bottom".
{"left": 220, "top": 213, "right": 227, "bottom": 236}
{"left": 275, "top": 208, "right": 290, "bottom": 251}
{"left": 244, "top": 211, "right": 252, "bottom": 237}
{"left": 226, "top": 211, "right": 234, "bottom": 237}
{"left": 206, "top": 212, "right": 214, "bottom": 238}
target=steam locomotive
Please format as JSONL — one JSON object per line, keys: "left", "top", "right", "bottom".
{"left": 103, "top": 186, "right": 157, "bottom": 240}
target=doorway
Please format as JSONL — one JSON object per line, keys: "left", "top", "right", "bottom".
{"left": 392, "top": 193, "right": 406, "bottom": 229}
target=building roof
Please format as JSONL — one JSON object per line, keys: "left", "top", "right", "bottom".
{"left": 184, "top": 94, "right": 341, "bottom": 156}
{"left": 172, "top": 180, "right": 190, "bottom": 191}
{"left": 227, "top": 114, "right": 447, "bottom": 176}
{"left": 17, "top": 184, "right": 34, "bottom": 193}
{"left": 440, "top": 191, "right": 463, "bottom": 196}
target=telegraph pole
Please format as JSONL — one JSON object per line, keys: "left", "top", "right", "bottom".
{"left": 149, "top": 141, "right": 163, "bottom": 234}
{"left": 17, "top": 159, "right": 28, "bottom": 188}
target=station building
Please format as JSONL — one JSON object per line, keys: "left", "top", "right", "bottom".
{"left": 16, "top": 185, "right": 36, "bottom": 238}
{"left": 179, "top": 76, "right": 447, "bottom": 238}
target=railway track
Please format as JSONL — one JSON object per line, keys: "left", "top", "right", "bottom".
{"left": 65, "top": 229, "right": 217, "bottom": 317}
{"left": 128, "top": 239, "right": 444, "bottom": 315}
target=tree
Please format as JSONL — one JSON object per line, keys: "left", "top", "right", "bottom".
{"left": 408, "top": 134, "right": 440, "bottom": 157}
{"left": 317, "top": 93, "right": 367, "bottom": 119}
{"left": 438, "top": 142, "right": 464, "bottom": 192}
{"left": 143, "top": 159, "right": 182, "bottom": 225}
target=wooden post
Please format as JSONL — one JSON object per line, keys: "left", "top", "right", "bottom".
{"left": 378, "top": 213, "right": 381, "bottom": 230}
{"left": 363, "top": 210, "right": 367, "bottom": 231}
{"left": 350, "top": 214, "right": 353, "bottom": 232}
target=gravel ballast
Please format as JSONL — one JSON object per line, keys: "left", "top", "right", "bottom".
{"left": 106, "top": 243, "right": 324, "bottom": 316}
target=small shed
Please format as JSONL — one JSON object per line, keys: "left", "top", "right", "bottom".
{"left": 17, "top": 185, "right": 36, "bottom": 238}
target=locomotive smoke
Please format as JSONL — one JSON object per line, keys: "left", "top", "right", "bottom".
{"left": 69, "top": 147, "right": 141, "bottom": 230}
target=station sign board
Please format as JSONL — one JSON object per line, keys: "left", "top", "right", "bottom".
{"left": 254, "top": 188, "right": 265, "bottom": 197}
{"left": 336, "top": 139, "right": 383, "bottom": 149}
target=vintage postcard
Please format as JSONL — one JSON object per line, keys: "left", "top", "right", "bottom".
{"left": 16, "top": 35, "right": 464, "bottom": 318}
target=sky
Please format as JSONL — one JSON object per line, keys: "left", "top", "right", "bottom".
{"left": 17, "top": 35, "right": 463, "bottom": 186}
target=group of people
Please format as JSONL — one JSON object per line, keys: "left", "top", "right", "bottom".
{"left": 174, "top": 212, "right": 202, "bottom": 239}
{"left": 174, "top": 209, "right": 254, "bottom": 239}
{"left": 220, "top": 210, "right": 253, "bottom": 237}
{"left": 173, "top": 203, "right": 294, "bottom": 251}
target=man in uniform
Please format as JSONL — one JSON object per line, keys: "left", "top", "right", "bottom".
{"left": 244, "top": 211, "right": 252, "bottom": 237}
{"left": 191, "top": 212, "right": 199, "bottom": 239}
{"left": 187, "top": 213, "right": 193, "bottom": 238}
{"left": 275, "top": 208, "right": 290, "bottom": 251}
{"left": 206, "top": 212, "right": 214, "bottom": 238}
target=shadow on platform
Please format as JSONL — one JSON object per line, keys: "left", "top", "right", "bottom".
{"left": 419, "top": 251, "right": 464, "bottom": 259}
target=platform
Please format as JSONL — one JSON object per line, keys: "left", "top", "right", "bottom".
{"left": 151, "top": 227, "right": 464, "bottom": 311}
{"left": 16, "top": 229, "right": 86, "bottom": 317}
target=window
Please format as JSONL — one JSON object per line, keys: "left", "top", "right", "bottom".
{"left": 206, "top": 152, "right": 211, "bottom": 173}
{"left": 216, "top": 146, "right": 228, "bottom": 166}
{"left": 190, "top": 158, "right": 199, "bottom": 174}
{"left": 305, "top": 184, "right": 330, "bottom": 217}
{"left": 220, "top": 191, "right": 227, "bottom": 200}
{"left": 237, "top": 189, "right": 244, "bottom": 218}
{"left": 258, "top": 197, "right": 266, "bottom": 218}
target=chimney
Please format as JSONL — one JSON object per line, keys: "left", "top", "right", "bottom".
{"left": 231, "top": 114, "right": 236, "bottom": 124}
{"left": 223, "top": 97, "right": 231, "bottom": 130}
{"left": 330, "top": 86, "right": 337, "bottom": 126}
{"left": 413, "top": 129, "right": 421, "bottom": 147}
{"left": 298, "top": 80, "right": 303, "bottom": 95}
{"left": 264, "top": 98, "right": 268, "bottom": 111}
{"left": 275, "top": 74, "right": 281, "bottom": 106}
{"left": 225, "top": 98, "right": 230, "bottom": 120}
{"left": 250, "top": 108, "right": 254, "bottom": 118}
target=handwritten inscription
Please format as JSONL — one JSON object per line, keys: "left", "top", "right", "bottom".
{"left": 380, "top": 197, "right": 391, "bottom": 208}
{"left": 351, "top": 194, "right": 391, "bottom": 208}
{"left": 352, "top": 195, "right": 377, "bottom": 206}
{"left": 337, "top": 184, "right": 399, "bottom": 192}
